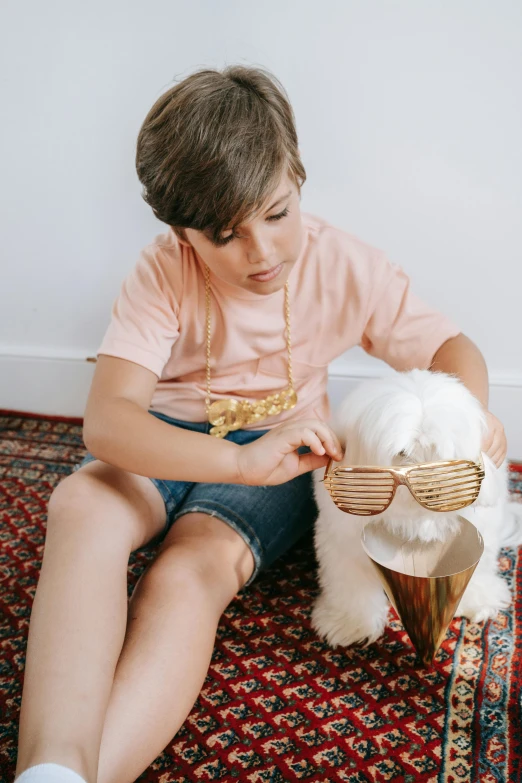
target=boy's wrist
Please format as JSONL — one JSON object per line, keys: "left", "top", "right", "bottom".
{"left": 174, "top": 433, "right": 244, "bottom": 484}
{"left": 223, "top": 440, "right": 244, "bottom": 484}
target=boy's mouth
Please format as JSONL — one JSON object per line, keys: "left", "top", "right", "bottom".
{"left": 248, "top": 263, "right": 283, "bottom": 283}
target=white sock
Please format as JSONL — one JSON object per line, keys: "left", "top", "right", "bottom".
{"left": 15, "top": 763, "right": 87, "bottom": 783}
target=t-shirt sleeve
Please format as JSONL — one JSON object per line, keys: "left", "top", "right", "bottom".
{"left": 360, "top": 252, "right": 461, "bottom": 371}
{"left": 97, "top": 246, "right": 180, "bottom": 378}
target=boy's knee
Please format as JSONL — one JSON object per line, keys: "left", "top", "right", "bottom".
{"left": 48, "top": 470, "right": 125, "bottom": 521}
{"left": 150, "top": 520, "right": 254, "bottom": 601}
{"left": 46, "top": 470, "right": 151, "bottom": 551}
{"left": 47, "top": 471, "right": 99, "bottom": 524}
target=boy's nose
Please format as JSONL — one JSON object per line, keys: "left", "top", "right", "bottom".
{"left": 245, "top": 231, "right": 274, "bottom": 265}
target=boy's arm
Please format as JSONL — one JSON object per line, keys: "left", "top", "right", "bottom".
{"left": 430, "top": 332, "right": 507, "bottom": 466}
{"left": 83, "top": 355, "right": 341, "bottom": 484}
{"left": 430, "top": 332, "right": 488, "bottom": 406}
{"left": 83, "top": 355, "right": 242, "bottom": 483}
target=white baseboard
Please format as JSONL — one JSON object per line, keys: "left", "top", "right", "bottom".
{"left": 1, "top": 350, "right": 521, "bottom": 459}
{"left": 0, "top": 350, "right": 97, "bottom": 419}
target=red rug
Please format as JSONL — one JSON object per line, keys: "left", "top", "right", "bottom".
{"left": 1, "top": 411, "right": 521, "bottom": 783}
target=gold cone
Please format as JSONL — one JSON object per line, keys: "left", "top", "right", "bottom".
{"left": 361, "top": 515, "right": 484, "bottom": 665}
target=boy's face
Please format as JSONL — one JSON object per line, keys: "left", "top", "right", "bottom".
{"left": 178, "top": 174, "right": 303, "bottom": 295}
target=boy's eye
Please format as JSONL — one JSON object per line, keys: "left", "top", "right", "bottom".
{"left": 267, "top": 207, "right": 290, "bottom": 222}
{"left": 214, "top": 207, "right": 290, "bottom": 247}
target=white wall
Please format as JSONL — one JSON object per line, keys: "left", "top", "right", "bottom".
{"left": 1, "top": 0, "right": 521, "bottom": 455}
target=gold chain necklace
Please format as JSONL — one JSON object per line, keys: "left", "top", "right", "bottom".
{"left": 204, "top": 265, "right": 298, "bottom": 438}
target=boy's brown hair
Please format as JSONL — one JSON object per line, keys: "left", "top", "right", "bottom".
{"left": 136, "top": 65, "right": 306, "bottom": 244}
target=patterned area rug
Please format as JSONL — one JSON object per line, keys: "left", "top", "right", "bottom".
{"left": 1, "top": 411, "right": 521, "bottom": 783}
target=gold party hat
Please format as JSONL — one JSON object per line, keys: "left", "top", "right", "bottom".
{"left": 361, "top": 515, "right": 483, "bottom": 665}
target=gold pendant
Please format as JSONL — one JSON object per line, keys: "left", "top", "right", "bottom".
{"left": 207, "top": 388, "right": 298, "bottom": 437}
{"left": 208, "top": 399, "right": 247, "bottom": 438}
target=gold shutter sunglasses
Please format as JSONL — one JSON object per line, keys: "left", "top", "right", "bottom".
{"left": 323, "top": 456, "right": 485, "bottom": 516}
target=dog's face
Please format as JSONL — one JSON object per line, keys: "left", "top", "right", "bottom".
{"left": 334, "top": 370, "right": 494, "bottom": 541}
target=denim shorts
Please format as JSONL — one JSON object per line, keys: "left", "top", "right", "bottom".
{"left": 74, "top": 410, "right": 318, "bottom": 585}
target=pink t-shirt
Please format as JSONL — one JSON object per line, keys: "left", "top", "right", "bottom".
{"left": 98, "top": 212, "right": 460, "bottom": 429}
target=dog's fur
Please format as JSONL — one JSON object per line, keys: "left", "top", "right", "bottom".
{"left": 312, "top": 369, "right": 522, "bottom": 648}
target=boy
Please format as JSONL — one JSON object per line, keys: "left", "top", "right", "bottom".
{"left": 15, "top": 65, "right": 506, "bottom": 783}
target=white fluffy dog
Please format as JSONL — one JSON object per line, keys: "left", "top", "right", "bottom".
{"left": 312, "top": 369, "right": 522, "bottom": 648}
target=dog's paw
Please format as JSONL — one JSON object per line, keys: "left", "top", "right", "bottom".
{"left": 457, "top": 573, "right": 511, "bottom": 623}
{"left": 311, "top": 594, "right": 388, "bottom": 648}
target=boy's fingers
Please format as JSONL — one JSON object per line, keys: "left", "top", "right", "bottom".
{"left": 484, "top": 433, "right": 505, "bottom": 466}
{"left": 295, "top": 452, "right": 330, "bottom": 475}
{"left": 301, "top": 428, "right": 327, "bottom": 456}
{"left": 485, "top": 434, "right": 499, "bottom": 455}
{"left": 275, "top": 426, "right": 317, "bottom": 454}
{"left": 483, "top": 429, "right": 501, "bottom": 456}
{"left": 277, "top": 423, "right": 340, "bottom": 459}
{"left": 482, "top": 433, "right": 494, "bottom": 453}
{"left": 315, "top": 424, "right": 342, "bottom": 459}
{"left": 296, "top": 421, "right": 342, "bottom": 459}
{"left": 490, "top": 446, "right": 505, "bottom": 467}
{"left": 487, "top": 432, "right": 505, "bottom": 461}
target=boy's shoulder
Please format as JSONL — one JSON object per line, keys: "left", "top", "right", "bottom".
{"left": 110, "top": 227, "right": 193, "bottom": 313}
{"left": 132, "top": 227, "right": 187, "bottom": 289}
{"left": 301, "top": 212, "right": 387, "bottom": 269}
{"left": 140, "top": 226, "right": 183, "bottom": 262}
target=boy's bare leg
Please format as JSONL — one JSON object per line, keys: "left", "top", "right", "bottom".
{"left": 15, "top": 462, "right": 167, "bottom": 783}
{"left": 96, "top": 513, "right": 255, "bottom": 783}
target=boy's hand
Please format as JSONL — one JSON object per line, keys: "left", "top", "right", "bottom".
{"left": 482, "top": 410, "right": 507, "bottom": 468}
{"left": 236, "top": 419, "right": 343, "bottom": 486}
